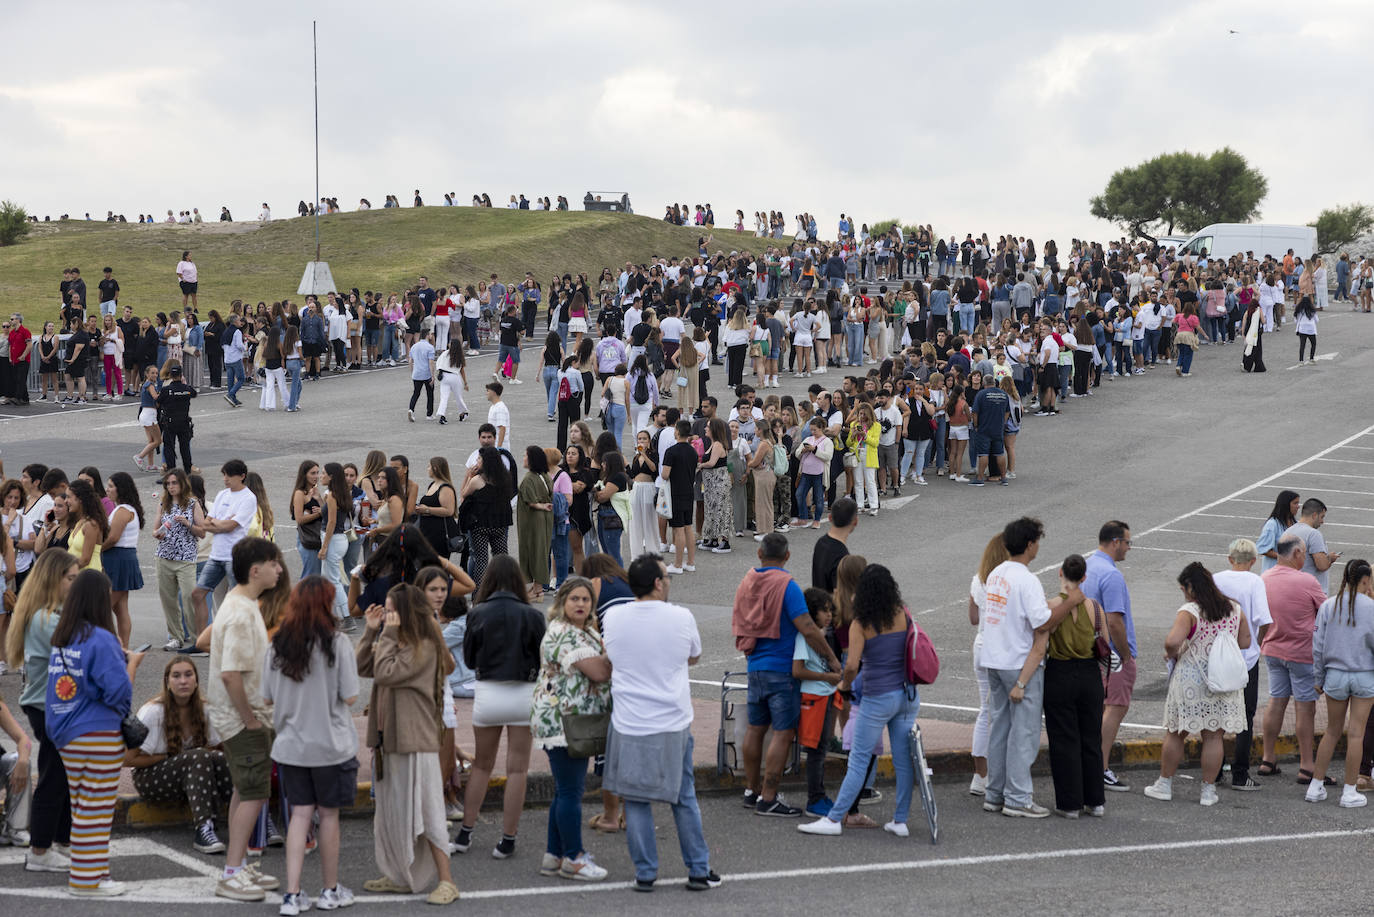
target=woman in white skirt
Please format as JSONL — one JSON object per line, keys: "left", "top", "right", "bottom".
{"left": 453, "top": 556, "right": 546, "bottom": 860}
{"left": 356, "top": 582, "right": 459, "bottom": 905}
{"left": 434, "top": 337, "right": 469, "bottom": 425}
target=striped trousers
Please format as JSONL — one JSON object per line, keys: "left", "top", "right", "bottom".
{"left": 59, "top": 731, "right": 125, "bottom": 890}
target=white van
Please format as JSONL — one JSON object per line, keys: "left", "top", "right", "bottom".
{"left": 1176, "top": 223, "right": 1317, "bottom": 261}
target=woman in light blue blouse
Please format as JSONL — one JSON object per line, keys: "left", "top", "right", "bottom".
{"left": 1256, "top": 490, "right": 1300, "bottom": 572}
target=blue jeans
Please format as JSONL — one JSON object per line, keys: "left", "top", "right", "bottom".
{"left": 285, "top": 358, "right": 302, "bottom": 409}
{"left": 623, "top": 734, "right": 710, "bottom": 882}
{"left": 596, "top": 515, "right": 623, "bottom": 569}
{"left": 226, "top": 361, "right": 245, "bottom": 401}
{"left": 985, "top": 667, "right": 1045, "bottom": 809}
{"left": 1177, "top": 343, "right": 1194, "bottom": 374}
{"left": 556, "top": 322, "right": 569, "bottom": 348}
{"left": 826, "top": 688, "right": 919, "bottom": 823}
{"left": 845, "top": 323, "right": 864, "bottom": 365}
{"left": 544, "top": 747, "right": 588, "bottom": 859}
{"left": 541, "top": 365, "right": 559, "bottom": 417}
{"left": 957, "top": 304, "right": 976, "bottom": 336}
{"left": 551, "top": 530, "right": 570, "bottom": 586}
{"left": 933, "top": 416, "right": 948, "bottom": 471}
{"left": 322, "top": 533, "right": 349, "bottom": 620}
{"left": 900, "top": 438, "right": 931, "bottom": 480}
{"left": 462, "top": 316, "right": 478, "bottom": 349}
{"left": 1206, "top": 315, "right": 1226, "bottom": 342}
{"left": 794, "top": 473, "right": 825, "bottom": 521}
{"left": 297, "top": 536, "right": 321, "bottom": 578}
{"left": 604, "top": 402, "right": 626, "bottom": 450}
{"left": 381, "top": 324, "right": 397, "bottom": 361}
{"left": 1144, "top": 327, "right": 1161, "bottom": 364}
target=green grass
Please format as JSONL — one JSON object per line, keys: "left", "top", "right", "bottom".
{"left": 0, "top": 209, "right": 768, "bottom": 321}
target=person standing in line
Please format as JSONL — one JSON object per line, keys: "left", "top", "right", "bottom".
{"left": 1294, "top": 295, "right": 1319, "bottom": 364}
{"left": 206, "top": 537, "right": 282, "bottom": 902}
{"left": 1212, "top": 538, "right": 1273, "bottom": 791}
{"left": 153, "top": 470, "right": 204, "bottom": 650}
{"left": 1285, "top": 497, "right": 1341, "bottom": 595}
{"left": 176, "top": 251, "right": 198, "bottom": 311}
{"left": 45, "top": 569, "right": 144, "bottom": 897}
{"left": 659, "top": 420, "right": 699, "bottom": 575}
{"left": 981, "top": 517, "right": 1083, "bottom": 818}
{"left": 262, "top": 576, "right": 360, "bottom": 915}
{"left": 7, "top": 312, "right": 32, "bottom": 406}
{"left": 602, "top": 554, "right": 719, "bottom": 892}
{"left": 1082, "top": 521, "right": 1136, "bottom": 793}
{"left": 221, "top": 315, "right": 246, "bottom": 407}
{"left": 1042, "top": 555, "right": 1106, "bottom": 818}
{"left": 356, "top": 583, "right": 459, "bottom": 906}
{"left": 190, "top": 460, "right": 258, "bottom": 641}
{"left": 1257, "top": 535, "right": 1327, "bottom": 781}
{"left": 1256, "top": 490, "right": 1300, "bottom": 572}
{"left": 99, "top": 471, "right": 145, "bottom": 647}
{"left": 1307, "top": 560, "right": 1374, "bottom": 808}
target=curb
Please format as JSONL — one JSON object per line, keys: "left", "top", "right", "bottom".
{"left": 116, "top": 732, "right": 1340, "bottom": 828}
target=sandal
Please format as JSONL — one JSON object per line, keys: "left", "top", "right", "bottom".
{"left": 843, "top": 813, "right": 878, "bottom": 829}
{"left": 587, "top": 813, "right": 622, "bottom": 833}
{"left": 1256, "top": 761, "right": 1281, "bottom": 777}
{"left": 1296, "top": 769, "right": 1338, "bottom": 787}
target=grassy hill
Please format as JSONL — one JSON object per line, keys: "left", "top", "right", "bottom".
{"left": 0, "top": 209, "right": 768, "bottom": 319}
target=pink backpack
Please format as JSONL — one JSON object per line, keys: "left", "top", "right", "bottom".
{"left": 904, "top": 609, "right": 940, "bottom": 686}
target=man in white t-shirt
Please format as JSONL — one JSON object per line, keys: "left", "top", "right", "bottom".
{"left": 602, "top": 554, "right": 716, "bottom": 890}
{"left": 981, "top": 517, "right": 1082, "bottom": 818}
{"left": 875, "top": 390, "right": 905, "bottom": 495}
{"left": 1035, "top": 319, "right": 1061, "bottom": 415}
{"left": 660, "top": 307, "right": 686, "bottom": 362}
{"left": 192, "top": 459, "right": 258, "bottom": 649}
{"left": 485, "top": 381, "right": 511, "bottom": 449}
{"left": 1213, "top": 537, "right": 1273, "bottom": 791}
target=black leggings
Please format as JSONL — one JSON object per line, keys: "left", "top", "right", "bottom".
{"left": 162, "top": 423, "right": 193, "bottom": 472}
{"left": 409, "top": 379, "right": 434, "bottom": 415}
{"left": 22, "top": 705, "right": 71, "bottom": 850}
{"left": 557, "top": 398, "right": 582, "bottom": 451}
{"left": 1298, "top": 333, "right": 1317, "bottom": 361}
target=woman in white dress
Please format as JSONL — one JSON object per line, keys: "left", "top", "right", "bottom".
{"left": 1143, "top": 562, "right": 1250, "bottom": 807}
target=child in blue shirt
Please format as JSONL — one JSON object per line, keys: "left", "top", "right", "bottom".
{"left": 793, "top": 588, "right": 842, "bottom": 817}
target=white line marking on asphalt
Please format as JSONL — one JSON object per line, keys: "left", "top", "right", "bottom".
{"left": 1286, "top": 471, "right": 1374, "bottom": 480}
{"left": 1127, "top": 545, "right": 1229, "bottom": 557}
{"left": 1311, "top": 457, "right": 1374, "bottom": 465}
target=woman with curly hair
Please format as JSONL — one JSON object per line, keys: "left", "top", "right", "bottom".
{"left": 126, "top": 656, "right": 233, "bottom": 855}
{"left": 799, "top": 563, "right": 920, "bottom": 838}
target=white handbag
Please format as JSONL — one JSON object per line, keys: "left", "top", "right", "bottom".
{"left": 1205, "top": 627, "right": 1248, "bottom": 693}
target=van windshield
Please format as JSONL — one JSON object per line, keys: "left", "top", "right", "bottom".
{"left": 1184, "top": 235, "right": 1213, "bottom": 256}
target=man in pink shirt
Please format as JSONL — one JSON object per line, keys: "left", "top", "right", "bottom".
{"left": 1259, "top": 534, "right": 1328, "bottom": 781}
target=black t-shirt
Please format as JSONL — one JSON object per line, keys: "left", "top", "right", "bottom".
{"left": 663, "top": 441, "right": 698, "bottom": 496}
{"left": 604, "top": 471, "right": 629, "bottom": 497}
{"left": 811, "top": 534, "right": 849, "bottom": 592}
{"left": 98, "top": 277, "right": 120, "bottom": 302}
{"left": 67, "top": 329, "right": 91, "bottom": 364}
{"left": 630, "top": 322, "right": 651, "bottom": 347}
{"left": 416, "top": 287, "right": 437, "bottom": 314}
{"left": 499, "top": 315, "right": 523, "bottom": 346}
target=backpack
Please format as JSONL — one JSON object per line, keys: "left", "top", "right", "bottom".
{"left": 633, "top": 371, "right": 650, "bottom": 405}
{"left": 557, "top": 374, "right": 573, "bottom": 402}
{"left": 904, "top": 610, "right": 940, "bottom": 686}
{"left": 1205, "top": 621, "right": 1247, "bottom": 693}
{"left": 772, "top": 443, "right": 788, "bottom": 476}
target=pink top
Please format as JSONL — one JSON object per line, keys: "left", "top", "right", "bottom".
{"left": 551, "top": 468, "right": 573, "bottom": 497}
{"left": 1175, "top": 314, "right": 1200, "bottom": 335}
{"left": 1260, "top": 565, "right": 1327, "bottom": 663}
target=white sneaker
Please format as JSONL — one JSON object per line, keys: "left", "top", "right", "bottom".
{"left": 1143, "top": 777, "right": 1173, "bottom": 801}
{"left": 682, "top": 564, "right": 697, "bottom": 572}
{"left": 882, "top": 821, "right": 909, "bottom": 837}
{"left": 0, "top": 661, "right": 7, "bottom": 675}
{"left": 1199, "top": 784, "right": 1219, "bottom": 807}
{"left": 1306, "top": 783, "right": 1328, "bottom": 803}
{"left": 797, "top": 817, "right": 842, "bottom": 835}
{"left": 1340, "top": 790, "right": 1368, "bottom": 809}
{"left": 559, "top": 852, "right": 608, "bottom": 881}
{"left": 25, "top": 848, "right": 71, "bottom": 872}
{"left": 68, "top": 879, "right": 126, "bottom": 898}
{"left": 278, "top": 891, "right": 311, "bottom": 915}
{"left": 216, "top": 870, "right": 267, "bottom": 902}
{"left": 968, "top": 773, "right": 987, "bottom": 797}
{"left": 315, "top": 884, "right": 354, "bottom": 909}
{"left": 664, "top": 564, "right": 683, "bottom": 575}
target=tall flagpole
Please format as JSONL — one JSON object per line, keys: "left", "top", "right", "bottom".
{"left": 313, "top": 19, "right": 320, "bottom": 262}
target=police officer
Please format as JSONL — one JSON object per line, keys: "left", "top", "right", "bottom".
{"left": 155, "top": 362, "right": 198, "bottom": 474}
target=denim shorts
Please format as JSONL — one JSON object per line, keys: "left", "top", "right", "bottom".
{"left": 1321, "top": 668, "right": 1374, "bottom": 701}
{"left": 1266, "top": 656, "right": 1318, "bottom": 702}
{"left": 497, "top": 343, "right": 521, "bottom": 365}
{"left": 747, "top": 669, "right": 801, "bottom": 731}
{"left": 196, "top": 557, "right": 232, "bottom": 591}
{"left": 970, "top": 432, "right": 1005, "bottom": 457}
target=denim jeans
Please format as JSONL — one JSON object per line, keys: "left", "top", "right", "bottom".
{"left": 596, "top": 516, "right": 623, "bottom": 569}
{"left": 544, "top": 746, "right": 588, "bottom": 859}
{"left": 541, "top": 365, "right": 559, "bottom": 417}
{"left": 826, "top": 688, "right": 919, "bottom": 823}
{"left": 551, "top": 530, "right": 570, "bottom": 586}
{"left": 933, "top": 416, "right": 947, "bottom": 471}
{"left": 794, "top": 472, "right": 824, "bottom": 521}
{"left": 957, "top": 304, "right": 977, "bottom": 336}
{"left": 1177, "top": 343, "right": 1194, "bottom": 374}
{"left": 623, "top": 734, "right": 710, "bottom": 882}
{"left": 226, "top": 360, "right": 245, "bottom": 401}
{"left": 844, "top": 323, "right": 864, "bottom": 365}
{"left": 322, "top": 533, "right": 349, "bottom": 620}
{"left": 985, "top": 666, "right": 1045, "bottom": 809}
{"left": 463, "top": 316, "right": 478, "bottom": 349}
{"left": 900, "top": 438, "right": 932, "bottom": 480}
{"left": 285, "top": 358, "right": 303, "bottom": 409}
{"left": 297, "top": 536, "right": 321, "bottom": 578}
{"left": 604, "top": 402, "right": 626, "bottom": 450}
{"left": 1206, "top": 315, "right": 1227, "bottom": 342}
{"left": 1144, "top": 327, "right": 1161, "bottom": 364}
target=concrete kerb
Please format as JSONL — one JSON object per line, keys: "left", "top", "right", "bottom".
{"left": 115, "top": 732, "right": 1335, "bottom": 828}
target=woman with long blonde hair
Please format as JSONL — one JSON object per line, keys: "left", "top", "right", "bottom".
{"left": 967, "top": 533, "right": 1012, "bottom": 795}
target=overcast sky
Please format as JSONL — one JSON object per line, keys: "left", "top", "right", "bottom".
{"left": 3, "top": 0, "right": 1367, "bottom": 246}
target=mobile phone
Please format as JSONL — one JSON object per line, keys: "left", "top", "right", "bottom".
{"left": 133, "top": 643, "right": 152, "bottom": 653}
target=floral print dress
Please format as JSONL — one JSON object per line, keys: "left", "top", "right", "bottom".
{"left": 531, "top": 620, "right": 609, "bottom": 750}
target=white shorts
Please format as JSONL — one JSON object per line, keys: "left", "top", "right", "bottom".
{"left": 949, "top": 424, "right": 969, "bottom": 441}
{"left": 471, "top": 679, "right": 534, "bottom": 728}
{"left": 139, "top": 407, "right": 158, "bottom": 427}
{"left": 793, "top": 335, "right": 813, "bottom": 348}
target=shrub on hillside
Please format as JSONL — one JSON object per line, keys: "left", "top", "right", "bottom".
{"left": 0, "top": 200, "right": 30, "bottom": 246}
